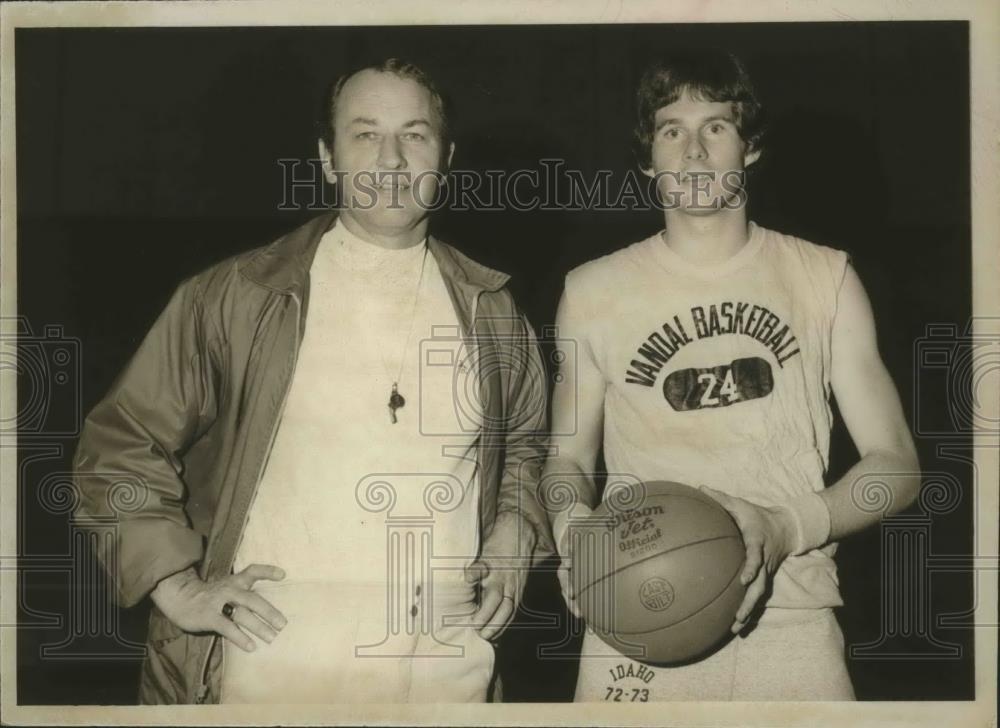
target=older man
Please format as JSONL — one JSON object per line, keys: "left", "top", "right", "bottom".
{"left": 73, "top": 58, "right": 553, "bottom": 704}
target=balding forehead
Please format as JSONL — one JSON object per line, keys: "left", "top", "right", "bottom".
{"left": 334, "top": 70, "right": 443, "bottom": 129}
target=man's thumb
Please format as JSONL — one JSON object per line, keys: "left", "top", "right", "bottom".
{"left": 464, "top": 559, "right": 489, "bottom": 584}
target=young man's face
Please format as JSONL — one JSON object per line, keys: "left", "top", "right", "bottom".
{"left": 642, "top": 88, "right": 760, "bottom": 215}
{"left": 320, "top": 69, "right": 453, "bottom": 238}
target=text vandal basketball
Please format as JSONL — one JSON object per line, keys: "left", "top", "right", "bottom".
{"left": 625, "top": 300, "right": 803, "bottom": 387}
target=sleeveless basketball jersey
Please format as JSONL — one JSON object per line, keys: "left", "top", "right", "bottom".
{"left": 561, "top": 222, "right": 849, "bottom": 608}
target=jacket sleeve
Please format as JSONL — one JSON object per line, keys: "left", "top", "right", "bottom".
{"left": 495, "top": 296, "right": 557, "bottom": 565}
{"left": 72, "top": 277, "right": 219, "bottom": 607}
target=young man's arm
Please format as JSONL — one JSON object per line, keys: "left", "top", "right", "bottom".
{"left": 704, "top": 264, "right": 921, "bottom": 632}
{"left": 540, "top": 287, "right": 608, "bottom": 616}
{"left": 822, "top": 264, "right": 921, "bottom": 537}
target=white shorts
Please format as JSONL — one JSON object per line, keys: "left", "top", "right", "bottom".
{"left": 574, "top": 607, "right": 855, "bottom": 702}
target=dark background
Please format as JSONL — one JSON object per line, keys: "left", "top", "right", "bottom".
{"left": 15, "top": 22, "right": 974, "bottom": 703}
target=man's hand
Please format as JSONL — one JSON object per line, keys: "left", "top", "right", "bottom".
{"left": 465, "top": 512, "right": 536, "bottom": 641}
{"left": 699, "top": 486, "right": 797, "bottom": 634}
{"left": 149, "top": 563, "right": 288, "bottom": 652}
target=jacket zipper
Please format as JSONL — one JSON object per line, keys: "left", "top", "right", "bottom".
{"left": 195, "top": 291, "right": 302, "bottom": 703}
{"left": 467, "top": 290, "right": 486, "bottom": 543}
{"left": 469, "top": 291, "right": 480, "bottom": 343}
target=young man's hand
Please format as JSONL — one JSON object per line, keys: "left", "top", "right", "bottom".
{"left": 699, "top": 486, "right": 797, "bottom": 633}
{"left": 150, "top": 563, "right": 288, "bottom": 652}
{"left": 465, "top": 512, "right": 536, "bottom": 641}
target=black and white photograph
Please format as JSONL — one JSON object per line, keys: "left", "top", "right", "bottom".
{"left": 1, "top": 1, "right": 997, "bottom": 726}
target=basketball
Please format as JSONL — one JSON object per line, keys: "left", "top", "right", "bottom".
{"left": 570, "top": 480, "right": 746, "bottom": 665}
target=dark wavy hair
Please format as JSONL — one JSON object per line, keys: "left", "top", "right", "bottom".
{"left": 317, "top": 57, "right": 452, "bottom": 154}
{"left": 633, "top": 50, "right": 764, "bottom": 169}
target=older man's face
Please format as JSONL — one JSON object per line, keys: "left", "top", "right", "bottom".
{"left": 325, "top": 69, "right": 451, "bottom": 239}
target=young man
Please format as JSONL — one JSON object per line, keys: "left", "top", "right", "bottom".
{"left": 543, "top": 50, "right": 920, "bottom": 700}
{"left": 73, "top": 59, "right": 553, "bottom": 704}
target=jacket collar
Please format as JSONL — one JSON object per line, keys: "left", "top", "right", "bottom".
{"left": 238, "top": 211, "right": 510, "bottom": 296}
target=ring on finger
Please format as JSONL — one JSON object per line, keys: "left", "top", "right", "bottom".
{"left": 221, "top": 602, "right": 236, "bottom": 619}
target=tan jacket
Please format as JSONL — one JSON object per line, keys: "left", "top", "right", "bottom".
{"left": 73, "top": 213, "right": 554, "bottom": 703}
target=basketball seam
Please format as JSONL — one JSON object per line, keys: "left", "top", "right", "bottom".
{"left": 579, "top": 487, "right": 745, "bottom": 646}
{"left": 576, "top": 533, "right": 742, "bottom": 598}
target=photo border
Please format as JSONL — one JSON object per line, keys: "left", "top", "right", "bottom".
{"left": 1, "top": 1, "right": 996, "bottom": 725}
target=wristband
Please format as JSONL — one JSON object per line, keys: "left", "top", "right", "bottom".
{"left": 776, "top": 492, "right": 831, "bottom": 556}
